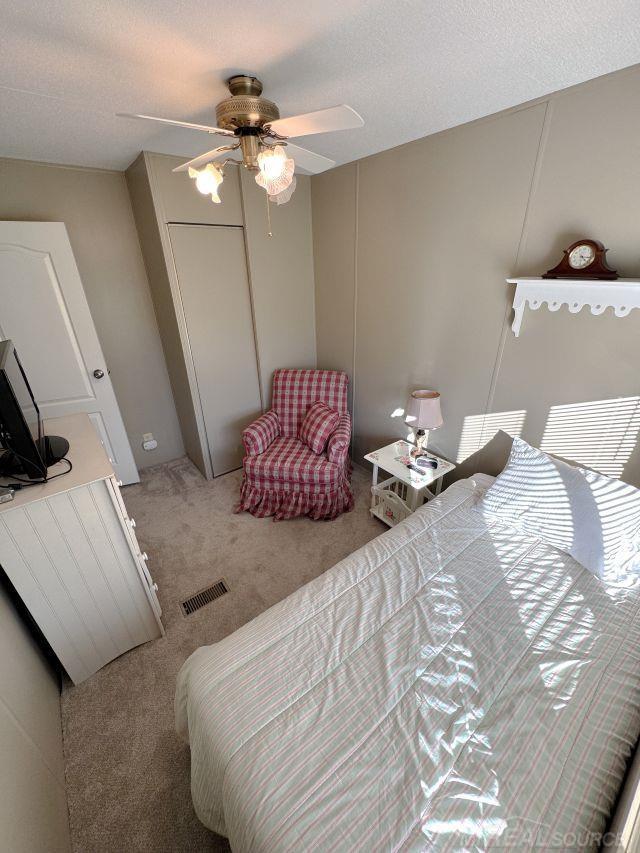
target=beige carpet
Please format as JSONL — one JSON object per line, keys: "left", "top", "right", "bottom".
{"left": 61, "top": 458, "right": 381, "bottom": 852}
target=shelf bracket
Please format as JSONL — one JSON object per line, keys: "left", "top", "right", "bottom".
{"left": 506, "top": 277, "right": 640, "bottom": 337}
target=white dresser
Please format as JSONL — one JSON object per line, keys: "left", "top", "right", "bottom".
{"left": 0, "top": 414, "right": 163, "bottom": 684}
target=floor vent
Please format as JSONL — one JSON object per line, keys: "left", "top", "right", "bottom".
{"left": 181, "top": 579, "right": 229, "bottom": 616}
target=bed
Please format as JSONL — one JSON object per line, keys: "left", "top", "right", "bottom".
{"left": 175, "top": 474, "right": 640, "bottom": 851}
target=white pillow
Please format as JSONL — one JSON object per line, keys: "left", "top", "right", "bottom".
{"left": 479, "top": 437, "right": 640, "bottom": 579}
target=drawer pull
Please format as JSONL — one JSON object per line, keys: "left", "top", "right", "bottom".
{"left": 129, "top": 518, "right": 136, "bottom": 528}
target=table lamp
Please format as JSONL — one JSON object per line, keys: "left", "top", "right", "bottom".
{"left": 405, "top": 390, "right": 443, "bottom": 456}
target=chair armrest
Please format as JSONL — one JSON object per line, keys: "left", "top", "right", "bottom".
{"left": 327, "top": 413, "right": 351, "bottom": 465}
{"left": 242, "top": 410, "right": 281, "bottom": 457}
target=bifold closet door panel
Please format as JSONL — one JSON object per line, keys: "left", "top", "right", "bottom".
{"left": 168, "top": 224, "right": 262, "bottom": 475}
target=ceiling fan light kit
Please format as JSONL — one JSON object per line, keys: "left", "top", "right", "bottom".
{"left": 269, "top": 176, "right": 297, "bottom": 206}
{"left": 119, "top": 74, "right": 364, "bottom": 215}
{"left": 255, "top": 145, "right": 295, "bottom": 195}
{"left": 188, "top": 163, "right": 223, "bottom": 203}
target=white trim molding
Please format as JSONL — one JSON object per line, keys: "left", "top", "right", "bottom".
{"left": 506, "top": 277, "right": 640, "bottom": 337}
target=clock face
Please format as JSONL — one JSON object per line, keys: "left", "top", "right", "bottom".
{"left": 568, "top": 243, "right": 595, "bottom": 269}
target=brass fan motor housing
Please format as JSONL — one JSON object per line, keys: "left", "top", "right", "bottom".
{"left": 216, "top": 75, "right": 280, "bottom": 130}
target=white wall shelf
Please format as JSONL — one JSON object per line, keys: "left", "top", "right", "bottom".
{"left": 506, "top": 277, "right": 640, "bottom": 337}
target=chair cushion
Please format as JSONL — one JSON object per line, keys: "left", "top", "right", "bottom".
{"left": 298, "top": 401, "right": 340, "bottom": 455}
{"left": 244, "top": 436, "right": 342, "bottom": 487}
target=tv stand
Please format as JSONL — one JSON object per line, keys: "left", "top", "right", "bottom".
{"left": 0, "top": 434, "right": 70, "bottom": 477}
{"left": 0, "top": 414, "right": 163, "bottom": 683}
{"left": 40, "top": 433, "right": 70, "bottom": 466}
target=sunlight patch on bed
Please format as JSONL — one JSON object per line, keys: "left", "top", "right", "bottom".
{"left": 421, "top": 815, "right": 507, "bottom": 843}
{"left": 456, "top": 410, "right": 527, "bottom": 463}
{"left": 415, "top": 569, "right": 504, "bottom": 848}
{"left": 493, "top": 532, "right": 596, "bottom": 709}
{"left": 540, "top": 396, "right": 640, "bottom": 479}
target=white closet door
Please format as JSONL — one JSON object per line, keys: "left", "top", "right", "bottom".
{"left": 168, "top": 224, "right": 261, "bottom": 475}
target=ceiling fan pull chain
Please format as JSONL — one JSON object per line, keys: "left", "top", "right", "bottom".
{"left": 265, "top": 190, "right": 273, "bottom": 238}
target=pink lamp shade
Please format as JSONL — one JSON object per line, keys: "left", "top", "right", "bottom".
{"left": 405, "top": 390, "right": 443, "bottom": 430}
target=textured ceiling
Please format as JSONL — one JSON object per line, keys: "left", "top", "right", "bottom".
{"left": 2, "top": 0, "right": 640, "bottom": 172}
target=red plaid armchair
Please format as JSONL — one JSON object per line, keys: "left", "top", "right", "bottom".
{"left": 236, "top": 369, "right": 354, "bottom": 521}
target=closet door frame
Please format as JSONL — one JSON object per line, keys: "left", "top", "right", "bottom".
{"left": 145, "top": 156, "right": 263, "bottom": 478}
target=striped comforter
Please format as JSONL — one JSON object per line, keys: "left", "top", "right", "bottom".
{"left": 175, "top": 475, "right": 640, "bottom": 851}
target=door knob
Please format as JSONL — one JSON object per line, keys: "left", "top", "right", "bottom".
{"left": 93, "top": 369, "right": 105, "bottom": 379}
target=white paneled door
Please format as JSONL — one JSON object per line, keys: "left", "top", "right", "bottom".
{"left": 0, "top": 221, "right": 139, "bottom": 484}
{"left": 168, "top": 224, "right": 262, "bottom": 475}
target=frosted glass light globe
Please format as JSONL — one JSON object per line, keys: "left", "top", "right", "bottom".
{"left": 256, "top": 153, "right": 295, "bottom": 195}
{"left": 269, "top": 176, "right": 297, "bottom": 205}
{"left": 257, "top": 145, "right": 288, "bottom": 181}
{"left": 188, "top": 164, "right": 223, "bottom": 203}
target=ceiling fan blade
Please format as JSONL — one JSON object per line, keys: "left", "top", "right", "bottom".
{"left": 268, "top": 105, "right": 363, "bottom": 139}
{"left": 172, "top": 146, "right": 237, "bottom": 173}
{"left": 117, "top": 113, "right": 234, "bottom": 136}
{"left": 285, "top": 144, "right": 336, "bottom": 174}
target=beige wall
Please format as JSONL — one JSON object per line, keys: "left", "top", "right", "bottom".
{"left": 312, "top": 163, "right": 358, "bottom": 411}
{"left": 0, "top": 586, "right": 70, "bottom": 852}
{"left": 240, "top": 169, "right": 317, "bottom": 405}
{"left": 312, "top": 66, "right": 640, "bottom": 487}
{"left": 0, "top": 157, "right": 184, "bottom": 469}
{"left": 126, "top": 153, "right": 209, "bottom": 475}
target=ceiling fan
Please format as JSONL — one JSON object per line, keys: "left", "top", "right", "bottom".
{"left": 119, "top": 75, "right": 364, "bottom": 205}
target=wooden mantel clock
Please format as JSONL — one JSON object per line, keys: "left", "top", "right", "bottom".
{"left": 542, "top": 238, "right": 618, "bottom": 280}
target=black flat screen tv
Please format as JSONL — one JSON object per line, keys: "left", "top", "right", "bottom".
{"left": 0, "top": 340, "right": 68, "bottom": 480}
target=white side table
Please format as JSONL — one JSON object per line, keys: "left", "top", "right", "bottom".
{"left": 364, "top": 440, "right": 456, "bottom": 527}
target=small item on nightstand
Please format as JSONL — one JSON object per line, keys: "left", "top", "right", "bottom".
{"left": 406, "top": 462, "right": 423, "bottom": 474}
{"left": 416, "top": 456, "right": 438, "bottom": 470}
{"left": 405, "top": 458, "right": 437, "bottom": 475}
{"left": 406, "top": 461, "right": 434, "bottom": 475}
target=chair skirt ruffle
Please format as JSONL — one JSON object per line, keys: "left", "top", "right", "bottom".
{"left": 236, "top": 467, "right": 354, "bottom": 521}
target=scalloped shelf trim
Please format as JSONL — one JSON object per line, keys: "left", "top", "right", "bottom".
{"left": 506, "top": 278, "right": 640, "bottom": 337}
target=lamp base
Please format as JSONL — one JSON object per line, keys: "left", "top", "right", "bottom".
{"left": 411, "top": 429, "right": 430, "bottom": 458}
